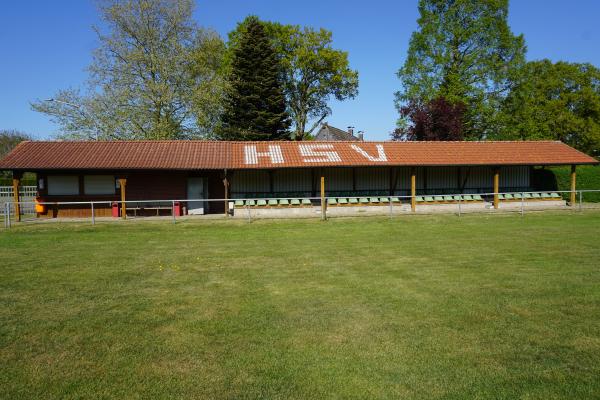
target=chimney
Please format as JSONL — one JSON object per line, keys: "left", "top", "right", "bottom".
{"left": 358, "top": 131, "right": 364, "bottom": 141}
{"left": 347, "top": 126, "right": 354, "bottom": 136}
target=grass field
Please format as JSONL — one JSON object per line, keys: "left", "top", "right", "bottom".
{"left": 2, "top": 213, "right": 600, "bottom": 399}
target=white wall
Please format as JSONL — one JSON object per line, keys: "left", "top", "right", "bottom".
{"left": 230, "top": 166, "right": 531, "bottom": 195}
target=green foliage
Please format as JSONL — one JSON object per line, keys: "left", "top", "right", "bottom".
{"left": 550, "top": 165, "right": 600, "bottom": 202}
{"left": 0, "top": 129, "right": 31, "bottom": 159}
{"left": 0, "top": 130, "right": 32, "bottom": 181}
{"left": 219, "top": 16, "right": 290, "bottom": 140}
{"left": 268, "top": 23, "right": 358, "bottom": 140}
{"left": 0, "top": 175, "right": 36, "bottom": 186}
{"left": 31, "top": 0, "right": 226, "bottom": 140}
{"left": 396, "top": 0, "right": 526, "bottom": 139}
{"left": 500, "top": 60, "right": 600, "bottom": 155}
{"left": 227, "top": 19, "right": 358, "bottom": 140}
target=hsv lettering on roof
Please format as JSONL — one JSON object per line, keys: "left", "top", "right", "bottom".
{"left": 0, "top": 140, "right": 597, "bottom": 171}
{"left": 244, "top": 143, "right": 388, "bottom": 165}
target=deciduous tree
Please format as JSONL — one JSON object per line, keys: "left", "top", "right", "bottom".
{"left": 268, "top": 24, "right": 358, "bottom": 140}
{"left": 0, "top": 130, "right": 31, "bottom": 160}
{"left": 500, "top": 60, "right": 600, "bottom": 155}
{"left": 391, "top": 97, "right": 466, "bottom": 141}
{"left": 396, "top": 0, "right": 526, "bottom": 139}
{"left": 32, "top": 0, "right": 225, "bottom": 140}
{"left": 0, "top": 130, "right": 32, "bottom": 181}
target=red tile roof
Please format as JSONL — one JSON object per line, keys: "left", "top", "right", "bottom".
{"left": 0, "top": 140, "right": 596, "bottom": 171}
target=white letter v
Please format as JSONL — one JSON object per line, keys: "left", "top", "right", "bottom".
{"left": 350, "top": 144, "right": 387, "bottom": 162}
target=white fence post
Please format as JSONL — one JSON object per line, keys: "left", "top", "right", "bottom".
{"left": 520, "top": 192, "right": 524, "bottom": 217}
{"left": 6, "top": 202, "right": 11, "bottom": 228}
{"left": 91, "top": 202, "right": 95, "bottom": 225}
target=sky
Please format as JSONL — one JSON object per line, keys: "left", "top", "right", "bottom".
{"left": 1, "top": 0, "right": 600, "bottom": 141}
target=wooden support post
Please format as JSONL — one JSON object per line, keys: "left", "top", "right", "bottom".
{"left": 493, "top": 168, "right": 500, "bottom": 209}
{"left": 119, "top": 178, "right": 127, "bottom": 219}
{"left": 320, "top": 175, "right": 326, "bottom": 220}
{"left": 12, "top": 172, "right": 21, "bottom": 222}
{"left": 410, "top": 167, "right": 416, "bottom": 213}
{"left": 570, "top": 165, "right": 577, "bottom": 206}
{"left": 223, "top": 171, "right": 229, "bottom": 216}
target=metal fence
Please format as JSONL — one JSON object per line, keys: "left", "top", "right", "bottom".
{"left": 2, "top": 189, "right": 600, "bottom": 229}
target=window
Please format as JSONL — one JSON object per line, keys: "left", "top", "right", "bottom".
{"left": 47, "top": 176, "right": 79, "bottom": 195}
{"left": 84, "top": 175, "right": 115, "bottom": 195}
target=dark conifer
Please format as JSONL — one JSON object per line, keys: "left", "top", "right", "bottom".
{"left": 219, "top": 16, "right": 290, "bottom": 140}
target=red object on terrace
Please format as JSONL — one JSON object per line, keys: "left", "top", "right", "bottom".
{"left": 111, "top": 202, "right": 119, "bottom": 218}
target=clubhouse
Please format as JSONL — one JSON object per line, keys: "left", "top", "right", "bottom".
{"left": 0, "top": 140, "right": 597, "bottom": 219}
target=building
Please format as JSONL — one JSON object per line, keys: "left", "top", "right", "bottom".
{"left": 314, "top": 123, "right": 363, "bottom": 141}
{"left": 0, "top": 140, "right": 597, "bottom": 220}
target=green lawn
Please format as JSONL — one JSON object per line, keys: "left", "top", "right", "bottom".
{"left": 2, "top": 213, "right": 600, "bottom": 399}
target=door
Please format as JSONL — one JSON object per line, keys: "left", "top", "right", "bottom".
{"left": 187, "top": 177, "right": 206, "bottom": 215}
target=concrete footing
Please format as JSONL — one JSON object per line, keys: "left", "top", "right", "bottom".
{"left": 231, "top": 200, "right": 568, "bottom": 219}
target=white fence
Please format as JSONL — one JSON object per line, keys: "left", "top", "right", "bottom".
{"left": 2, "top": 189, "right": 600, "bottom": 229}
{"left": 0, "top": 186, "right": 37, "bottom": 215}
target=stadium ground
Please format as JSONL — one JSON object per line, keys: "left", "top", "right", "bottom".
{"left": 1, "top": 212, "right": 599, "bottom": 399}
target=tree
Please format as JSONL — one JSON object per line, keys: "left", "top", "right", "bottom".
{"left": 500, "top": 60, "right": 600, "bottom": 155}
{"left": 268, "top": 24, "right": 358, "bottom": 140}
{"left": 0, "top": 130, "right": 32, "bottom": 181}
{"left": 391, "top": 96, "right": 466, "bottom": 141}
{"left": 227, "top": 20, "right": 359, "bottom": 140}
{"left": 396, "top": 0, "right": 526, "bottom": 139}
{"left": 0, "top": 130, "right": 31, "bottom": 160}
{"left": 32, "top": 0, "right": 225, "bottom": 140}
{"left": 218, "top": 16, "right": 290, "bottom": 141}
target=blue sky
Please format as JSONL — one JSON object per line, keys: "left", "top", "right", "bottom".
{"left": 1, "top": 0, "right": 599, "bottom": 141}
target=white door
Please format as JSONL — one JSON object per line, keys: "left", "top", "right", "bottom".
{"left": 187, "top": 177, "right": 206, "bottom": 215}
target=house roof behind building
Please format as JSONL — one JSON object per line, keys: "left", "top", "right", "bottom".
{"left": 315, "top": 124, "right": 360, "bottom": 141}
{"left": 0, "top": 140, "right": 597, "bottom": 171}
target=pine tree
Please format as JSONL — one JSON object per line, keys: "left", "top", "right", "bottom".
{"left": 219, "top": 16, "right": 290, "bottom": 141}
